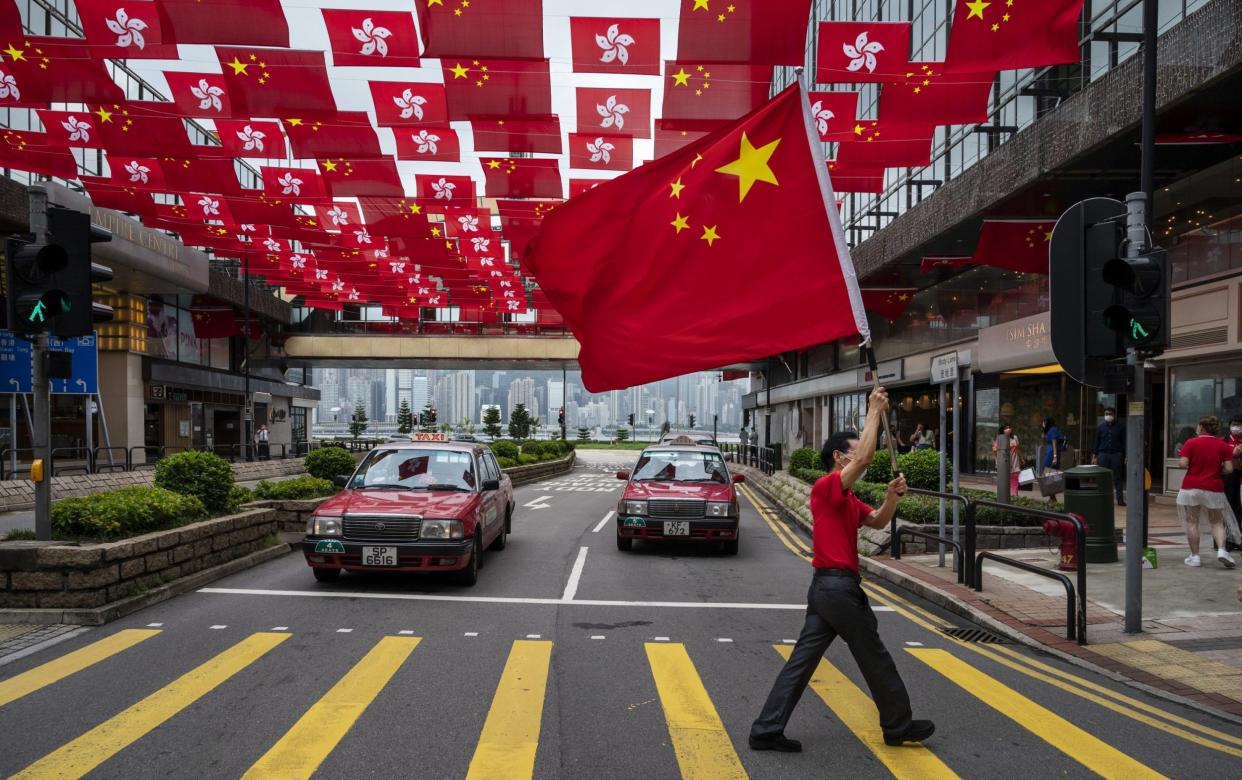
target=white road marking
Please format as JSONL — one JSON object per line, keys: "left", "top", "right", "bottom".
{"left": 526, "top": 634, "right": 542, "bottom": 639}
{"left": 590, "top": 635, "right": 606, "bottom": 640}
{"left": 653, "top": 636, "right": 670, "bottom": 642}
{"left": 872, "top": 606, "right": 895, "bottom": 612}
{"left": 271, "top": 626, "right": 289, "bottom": 631}
{"left": 398, "top": 630, "right": 416, "bottom": 635}
{"left": 146, "top": 623, "right": 163, "bottom": 627}
{"left": 592, "top": 511, "right": 616, "bottom": 533}
{"left": 209, "top": 625, "right": 227, "bottom": 630}
{"left": 464, "top": 632, "right": 479, "bottom": 637}
{"left": 523, "top": 495, "right": 553, "bottom": 509}
{"left": 716, "top": 638, "right": 734, "bottom": 643}
{"left": 561, "top": 546, "right": 590, "bottom": 601}
{"left": 781, "top": 639, "right": 796, "bottom": 644}
{"left": 905, "top": 641, "right": 925, "bottom": 647}
{"left": 199, "top": 587, "right": 821, "bottom": 611}
{"left": 336, "top": 628, "right": 353, "bottom": 633}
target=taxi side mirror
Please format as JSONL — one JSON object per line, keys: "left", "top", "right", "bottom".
{"left": 616, "top": 470, "right": 630, "bottom": 480}
{"left": 732, "top": 474, "right": 746, "bottom": 484}
{"left": 482, "top": 479, "right": 500, "bottom": 492}
{"left": 332, "top": 475, "right": 350, "bottom": 488}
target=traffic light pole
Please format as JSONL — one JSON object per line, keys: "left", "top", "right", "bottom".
{"left": 1124, "top": 194, "right": 1149, "bottom": 635}
{"left": 27, "top": 187, "right": 52, "bottom": 540}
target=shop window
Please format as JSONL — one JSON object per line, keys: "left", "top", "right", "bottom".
{"left": 1168, "top": 361, "right": 1242, "bottom": 457}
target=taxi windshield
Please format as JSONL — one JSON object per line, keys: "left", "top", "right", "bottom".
{"left": 351, "top": 448, "right": 476, "bottom": 491}
{"left": 632, "top": 450, "right": 728, "bottom": 483}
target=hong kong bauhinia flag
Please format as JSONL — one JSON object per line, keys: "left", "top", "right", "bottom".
{"left": 945, "top": 0, "right": 1085, "bottom": 73}
{"left": 526, "top": 85, "right": 869, "bottom": 391}
{"left": 569, "top": 17, "right": 661, "bottom": 75}
{"left": 816, "top": 22, "right": 912, "bottom": 83}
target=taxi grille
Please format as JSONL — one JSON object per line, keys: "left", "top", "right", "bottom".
{"left": 647, "top": 499, "right": 706, "bottom": 519}
{"left": 342, "top": 516, "right": 422, "bottom": 542}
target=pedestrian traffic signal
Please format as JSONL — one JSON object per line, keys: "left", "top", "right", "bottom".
{"left": 558, "top": 408, "right": 565, "bottom": 426}
{"left": 1102, "top": 247, "right": 1168, "bottom": 351}
{"left": 429, "top": 407, "right": 437, "bottom": 425}
{"left": 49, "top": 207, "right": 113, "bottom": 339}
{"left": 5, "top": 235, "right": 69, "bottom": 336}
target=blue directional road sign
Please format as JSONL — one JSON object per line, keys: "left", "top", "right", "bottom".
{"left": 0, "top": 330, "right": 98, "bottom": 394}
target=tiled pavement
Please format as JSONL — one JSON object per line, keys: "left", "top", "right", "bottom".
{"left": 0, "top": 624, "right": 81, "bottom": 662}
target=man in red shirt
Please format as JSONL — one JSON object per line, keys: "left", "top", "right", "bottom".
{"left": 750, "top": 386, "right": 934, "bottom": 752}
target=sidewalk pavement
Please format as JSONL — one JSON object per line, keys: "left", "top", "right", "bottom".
{"left": 747, "top": 466, "right": 1242, "bottom": 721}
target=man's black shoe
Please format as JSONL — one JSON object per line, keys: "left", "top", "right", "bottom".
{"left": 884, "top": 720, "right": 935, "bottom": 746}
{"left": 1117, "top": 499, "right": 1126, "bottom": 507}
{"left": 749, "top": 734, "right": 802, "bottom": 752}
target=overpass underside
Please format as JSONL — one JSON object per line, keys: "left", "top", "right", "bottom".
{"left": 272, "top": 334, "right": 582, "bottom": 370}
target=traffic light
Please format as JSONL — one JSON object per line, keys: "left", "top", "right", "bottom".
{"left": 688, "top": 414, "right": 696, "bottom": 428}
{"left": 5, "top": 235, "right": 68, "bottom": 335}
{"left": 429, "top": 407, "right": 437, "bottom": 425}
{"left": 49, "top": 208, "right": 112, "bottom": 339}
{"left": 1103, "top": 247, "right": 1169, "bottom": 352}
{"left": 628, "top": 413, "right": 635, "bottom": 427}
{"left": 558, "top": 408, "right": 565, "bottom": 426}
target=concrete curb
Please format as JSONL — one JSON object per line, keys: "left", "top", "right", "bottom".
{"left": 0, "top": 542, "right": 292, "bottom": 627}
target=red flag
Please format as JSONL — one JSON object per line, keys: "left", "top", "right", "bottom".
{"left": 834, "top": 120, "right": 934, "bottom": 167}
{"left": 1155, "top": 132, "right": 1242, "bottom": 145}
{"left": 569, "top": 133, "right": 634, "bottom": 172}
{"left": 441, "top": 57, "right": 551, "bottom": 120}
{"left": 861, "top": 288, "right": 917, "bottom": 322}
{"left": 482, "top": 157, "right": 562, "bottom": 199}
{"left": 0, "top": 37, "right": 123, "bottom": 104}
{"left": 816, "top": 22, "right": 912, "bottom": 83}
{"left": 162, "top": 72, "right": 234, "bottom": 118}
{"left": 416, "top": 0, "right": 544, "bottom": 59}
{"left": 919, "top": 256, "right": 973, "bottom": 274}
{"left": 284, "top": 114, "right": 383, "bottom": 159}
{"left": 315, "top": 202, "right": 363, "bottom": 232}
{"left": 393, "top": 128, "right": 461, "bottom": 162}
{"left": 262, "top": 166, "right": 328, "bottom": 202}
{"left": 86, "top": 102, "right": 197, "bottom": 158}
{"left": 807, "top": 91, "right": 860, "bottom": 142}
{"left": 972, "top": 220, "right": 1055, "bottom": 274}
{"left": 575, "top": 87, "right": 651, "bottom": 139}
{"left": 526, "top": 85, "right": 868, "bottom": 391}
{"left": 416, "top": 174, "right": 476, "bottom": 205}
{"left": 675, "top": 0, "right": 812, "bottom": 66}
{"left": 826, "top": 160, "right": 885, "bottom": 193}
{"left": 945, "top": 0, "right": 1084, "bottom": 74}
{"left": 210, "top": 119, "right": 287, "bottom": 159}
{"left": 190, "top": 308, "right": 236, "bottom": 339}
{"left": 321, "top": 10, "right": 420, "bottom": 68}
{"left": 38, "top": 110, "right": 105, "bottom": 149}
{"left": 317, "top": 158, "right": 403, "bottom": 198}
{"left": 0, "top": 129, "right": 75, "bottom": 178}
{"left": 655, "top": 120, "right": 711, "bottom": 157}
{"left": 877, "top": 64, "right": 996, "bottom": 127}
{"left": 661, "top": 62, "right": 772, "bottom": 125}
{"left": 471, "top": 117, "right": 562, "bottom": 154}
{"left": 570, "top": 17, "right": 661, "bottom": 75}
{"left": 568, "top": 179, "right": 608, "bottom": 199}
{"left": 369, "top": 81, "right": 448, "bottom": 126}
{"left": 75, "top": 0, "right": 179, "bottom": 59}
{"left": 216, "top": 48, "right": 337, "bottom": 117}
{"left": 80, "top": 177, "right": 158, "bottom": 220}
{"left": 156, "top": 0, "right": 289, "bottom": 47}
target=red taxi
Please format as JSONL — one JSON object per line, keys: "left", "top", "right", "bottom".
{"left": 614, "top": 444, "right": 744, "bottom": 554}
{"left": 302, "top": 436, "right": 513, "bottom": 586}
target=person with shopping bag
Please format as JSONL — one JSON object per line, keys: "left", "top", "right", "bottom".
{"left": 992, "top": 422, "right": 1021, "bottom": 495}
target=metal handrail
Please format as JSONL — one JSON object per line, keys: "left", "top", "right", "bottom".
{"left": 92, "top": 447, "right": 129, "bottom": 473}
{"left": 975, "top": 552, "right": 1082, "bottom": 644}
{"left": 970, "top": 499, "right": 1087, "bottom": 645}
{"left": 50, "top": 447, "right": 92, "bottom": 476}
{"left": 889, "top": 488, "right": 973, "bottom": 585}
{"left": 894, "top": 528, "right": 965, "bottom": 584}
{"left": 0, "top": 448, "right": 35, "bottom": 480}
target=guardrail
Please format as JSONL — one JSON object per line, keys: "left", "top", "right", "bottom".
{"left": 92, "top": 447, "right": 129, "bottom": 473}
{"left": 889, "top": 488, "right": 971, "bottom": 585}
{"left": 50, "top": 447, "right": 93, "bottom": 477}
{"left": 0, "top": 448, "right": 35, "bottom": 481}
{"left": 720, "top": 442, "right": 780, "bottom": 475}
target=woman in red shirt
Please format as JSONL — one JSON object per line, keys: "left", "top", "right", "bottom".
{"left": 1176, "top": 415, "right": 1240, "bottom": 568}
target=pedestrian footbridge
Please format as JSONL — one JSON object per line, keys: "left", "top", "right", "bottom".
{"left": 275, "top": 333, "right": 581, "bottom": 369}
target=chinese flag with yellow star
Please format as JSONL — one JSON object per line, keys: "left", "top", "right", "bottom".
{"left": 661, "top": 62, "right": 773, "bottom": 125}
{"left": 0, "top": 36, "right": 123, "bottom": 104}
{"left": 0, "top": 129, "right": 76, "bottom": 179}
{"left": 318, "top": 158, "right": 403, "bottom": 198}
{"left": 945, "top": 0, "right": 1085, "bottom": 73}
{"left": 481, "top": 157, "right": 563, "bottom": 199}
{"left": 676, "top": 0, "right": 812, "bottom": 66}
{"left": 876, "top": 64, "right": 996, "bottom": 126}
{"left": 416, "top": 0, "right": 544, "bottom": 59}
{"left": 861, "top": 289, "right": 918, "bottom": 322}
{"left": 284, "top": 113, "right": 384, "bottom": 159}
{"left": 526, "top": 84, "right": 868, "bottom": 392}
{"left": 156, "top": 0, "right": 289, "bottom": 47}
{"left": 972, "top": 219, "right": 1055, "bottom": 274}
{"left": 215, "top": 47, "right": 337, "bottom": 118}
{"left": 441, "top": 57, "right": 551, "bottom": 120}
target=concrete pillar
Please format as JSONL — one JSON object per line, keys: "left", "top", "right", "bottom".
{"left": 98, "top": 351, "right": 145, "bottom": 464}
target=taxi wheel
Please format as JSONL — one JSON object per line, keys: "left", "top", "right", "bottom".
{"left": 489, "top": 520, "right": 507, "bottom": 551}
{"left": 722, "top": 539, "right": 739, "bottom": 555}
{"left": 313, "top": 567, "right": 341, "bottom": 582}
{"left": 454, "top": 535, "right": 481, "bottom": 586}
{"left": 616, "top": 535, "right": 633, "bottom": 552}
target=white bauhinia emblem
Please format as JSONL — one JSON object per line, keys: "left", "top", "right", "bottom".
{"left": 331, "top": 278, "right": 345, "bottom": 292}
{"left": 506, "top": 300, "right": 519, "bottom": 311}
{"left": 263, "top": 238, "right": 281, "bottom": 252}
{"left": 843, "top": 31, "right": 884, "bottom": 74}
{"left": 290, "top": 255, "right": 307, "bottom": 269}
{"left": 595, "top": 23, "right": 634, "bottom": 65}
{"left": 197, "top": 196, "right": 220, "bottom": 216}
{"left": 407, "top": 274, "right": 421, "bottom": 285}
{"left": 471, "top": 237, "right": 491, "bottom": 253}
{"left": 124, "top": 160, "right": 150, "bottom": 183}
{"left": 489, "top": 269, "right": 503, "bottom": 278}
{"left": 106, "top": 8, "right": 148, "bottom": 49}
{"left": 429, "top": 295, "right": 441, "bottom": 305}
{"left": 0, "top": 70, "right": 20, "bottom": 101}
{"left": 431, "top": 177, "right": 455, "bottom": 201}
{"left": 417, "top": 286, "right": 431, "bottom": 295}
{"left": 190, "top": 79, "right": 224, "bottom": 112}
{"left": 596, "top": 95, "right": 629, "bottom": 130}
{"left": 239, "top": 223, "right": 256, "bottom": 232}
{"left": 353, "top": 228, "right": 372, "bottom": 245}
{"left": 388, "top": 261, "right": 406, "bottom": 273}
{"left": 393, "top": 89, "right": 427, "bottom": 120}
{"left": 586, "top": 137, "right": 615, "bottom": 164}
{"left": 277, "top": 172, "right": 302, "bottom": 196}
{"left": 352, "top": 17, "right": 392, "bottom": 57}
{"left": 479, "top": 257, "right": 495, "bottom": 267}
{"left": 236, "top": 125, "right": 265, "bottom": 153}
{"left": 412, "top": 129, "right": 440, "bottom": 155}
{"left": 810, "top": 101, "right": 835, "bottom": 135}
{"left": 348, "top": 289, "right": 361, "bottom": 301}
{"left": 326, "top": 205, "right": 350, "bottom": 226}
{"left": 458, "top": 214, "right": 479, "bottom": 232}
{"left": 315, "top": 268, "right": 328, "bottom": 280}
{"left": 374, "top": 248, "right": 389, "bottom": 259}
{"left": 61, "top": 115, "right": 92, "bottom": 143}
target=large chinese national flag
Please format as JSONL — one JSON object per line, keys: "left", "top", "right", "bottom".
{"left": 526, "top": 84, "right": 868, "bottom": 391}
{"left": 945, "top": 0, "right": 1085, "bottom": 73}
{"left": 816, "top": 22, "right": 912, "bottom": 83}
{"left": 877, "top": 64, "right": 996, "bottom": 127}
{"left": 971, "top": 219, "right": 1055, "bottom": 274}
{"left": 675, "top": 0, "right": 812, "bottom": 66}
{"left": 416, "top": 0, "right": 544, "bottom": 59}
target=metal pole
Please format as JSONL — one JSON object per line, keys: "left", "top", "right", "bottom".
{"left": 242, "top": 255, "right": 253, "bottom": 461}
{"left": 996, "top": 432, "right": 1011, "bottom": 504}
{"left": 952, "top": 371, "right": 962, "bottom": 551}
{"left": 84, "top": 393, "right": 94, "bottom": 473}
{"left": 1141, "top": 0, "right": 1157, "bottom": 230}
{"left": 938, "top": 383, "right": 947, "bottom": 567}
{"left": 27, "top": 187, "right": 52, "bottom": 540}
{"left": 1124, "top": 194, "right": 1149, "bottom": 635}
{"left": 8, "top": 394, "right": 15, "bottom": 477}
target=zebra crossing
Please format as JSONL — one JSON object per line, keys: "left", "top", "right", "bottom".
{"left": 2, "top": 623, "right": 1237, "bottom": 779}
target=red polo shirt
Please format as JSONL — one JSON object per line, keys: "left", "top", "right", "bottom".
{"left": 810, "top": 471, "right": 875, "bottom": 572}
{"left": 1180, "top": 434, "right": 1235, "bottom": 492}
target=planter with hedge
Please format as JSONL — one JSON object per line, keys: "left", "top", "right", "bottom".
{"left": 304, "top": 446, "right": 360, "bottom": 481}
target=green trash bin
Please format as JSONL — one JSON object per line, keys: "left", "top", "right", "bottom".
{"left": 1063, "top": 465, "right": 1117, "bottom": 563}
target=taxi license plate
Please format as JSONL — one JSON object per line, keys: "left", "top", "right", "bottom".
{"left": 362, "top": 546, "right": 398, "bottom": 566}
{"left": 663, "top": 521, "right": 690, "bottom": 537}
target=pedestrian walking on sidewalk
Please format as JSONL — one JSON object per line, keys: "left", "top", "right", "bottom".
{"left": 1175, "top": 416, "right": 1241, "bottom": 569}
{"left": 1221, "top": 416, "right": 1242, "bottom": 553}
{"left": 1093, "top": 408, "right": 1127, "bottom": 506}
{"left": 993, "top": 422, "right": 1021, "bottom": 495}
{"left": 750, "top": 385, "right": 934, "bottom": 753}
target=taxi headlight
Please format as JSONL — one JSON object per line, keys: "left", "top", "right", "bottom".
{"left": 706, "top": 501, "right": 734, "bottom": 518}
{"left": 623, "top": 500, "right": 648, "bottom": 516}
{"left": 420, "top": 519, "right": 465, "bottom": 540}
{"left": 307, "top": 516, "right": 341, "bottom": 536}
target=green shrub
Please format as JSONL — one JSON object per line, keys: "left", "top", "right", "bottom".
{"left": 252, "top": 476, "right": 337, "bottom": 501}
{"left": 496, "top": 456, "right": 517, "bottom": 469}
{"left": 3, "top": 528, "right": 35, "bottom": 541}
{"left": 896, "top": 448, "right": 953, "bottom": 490}
{"left": 154, "top": 450, "right": 234, "bottom": 514}
{"left": 304, "top": 447, "right": 358, "bottom": 481}
{"left": 791, "top": 466, "right": 827, "bottom": 484}
{"left": 789, "top": 448, "right": 823, "bottom": 472}
{"left": 491, "top": 440, "right": 520, "bottom": 460}
{"left": 229, "top": 485, "right": 254, "bottom": 509}
{"left": 521, "top": 440, "right": 545, "bottom": 458}
{"left": 863, "top": 457, "right": 893, "bottom": 485}
{"left": 52, "top": 486, "right": 206, "bottom": 540}
{"left": 518, "top": 453, "right": 538, "bottom": 465}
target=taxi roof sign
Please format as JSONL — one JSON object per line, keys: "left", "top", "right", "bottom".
{"left": 411, "top": 432, "right": 451, "bottom": 442}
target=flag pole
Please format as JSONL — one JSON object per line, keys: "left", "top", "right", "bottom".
{"left": 864, "top": 343, "right": 899, "bottom": 475}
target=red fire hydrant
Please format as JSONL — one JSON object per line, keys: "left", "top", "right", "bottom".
{"left": 1043, "top": 514, "right": 1082, "bottom": 571}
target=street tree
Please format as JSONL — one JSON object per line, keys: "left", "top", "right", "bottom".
{"left": 577, "top": 426, "right": 591, "bottom": 442}
{"left": 616, "top": 427, "right": 630, "bottom": 443}
{"left": 349, "top": 401, "right": 368, "bottom": 440}
{"left": 509, "top": 403, "right": 532, "bottom": 440}
{"left": 483, "top": 406, "right": 503, "bottom": 439}
{"left": 397, "top": 399, "right": 413, "bottom": 434}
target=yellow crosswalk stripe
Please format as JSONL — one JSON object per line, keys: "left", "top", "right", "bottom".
{"left": 0, "top": 629, "right": 159, "bottom": 709}
{"left": 907, "top": 648, "right": 1166, "bottom": 780}
{"left": 772, "top": 645, "right": 958, "bottom": 778}
{"left": 244, "top": 635, "right": 420, "bottom": 779}
{"left": 13, "top": 632, "right": 288, "bottom": 780}
{"left": 466, "top": 639, "right": 553, "bottom": 780}
{"left": 645, "top": 642, "right": 748, "bottom": 780}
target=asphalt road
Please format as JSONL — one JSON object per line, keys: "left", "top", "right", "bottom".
{"left": 1, "top": 451, "right": 1239, "bottom": 779}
